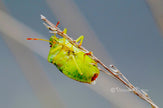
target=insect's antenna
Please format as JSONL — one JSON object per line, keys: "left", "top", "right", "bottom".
{"left": 26, "top": 38, "right": 51, "bottom": 43}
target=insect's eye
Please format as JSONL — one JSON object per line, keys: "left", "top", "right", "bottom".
{"left": 91, "top": 73, "right": 98, "bottom": 81}
{"left": 50, "top": 45, "right": 52, "bottom": 47}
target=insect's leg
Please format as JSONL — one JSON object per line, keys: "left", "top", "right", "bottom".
{"left": 84, "top": 51, "right": 93, "bottom": 56}
{"left": 83, "top": 51, "right": 94, "bottom": 63}
{"left": 48, "top": 45, "right": 62, "bottom": 63}
{"left": 52, "top": 46, "right": 64, "bottom": 64}
{"left": 48, "top": 46, "right": 62, "bottom": 63}
{"left": 50, "top": 45, "right": 62, "bottom": 54}
{"left": 70, "top": 54, "right": 83, "bottom": 75}
{"left": 62, "top": 28, "right": 67, "bottom": 34}
{"left": 83, "top": 51, "right": 95, "bottom": 76}
{"left": 61, "top": 37, "right": 70, "bottom": 50}
{"left": 75, "top": 35, "right": 84, "bottom": 47}
{"left": 63, "top": 38, "right": 66, "bottom": 45}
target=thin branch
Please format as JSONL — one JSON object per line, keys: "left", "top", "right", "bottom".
{"left": 40, "top": 15, "right": 159, "bottom": 108}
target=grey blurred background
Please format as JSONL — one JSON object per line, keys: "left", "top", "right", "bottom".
{"left": 0, "top": 0, "right": 162, "bottom": 108}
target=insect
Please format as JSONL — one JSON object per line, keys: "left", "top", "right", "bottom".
{"left": 27, "top": 21, "right": 100, "bottom": 84}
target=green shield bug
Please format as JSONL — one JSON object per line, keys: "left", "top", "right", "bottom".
{"left": 26, "top": 16, "right": 159, "bottom": 108}
{"left": 27, "top": 21, "right": 100, "bottom": 84}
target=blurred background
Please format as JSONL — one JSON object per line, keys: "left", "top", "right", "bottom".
{"left": 0, "top": 0, "right": 162, "bottom": 108}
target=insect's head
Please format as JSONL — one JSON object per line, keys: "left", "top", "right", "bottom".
{"left": 26, "top": 36, "right": 58, "bottom": 48}
{"left": 49, "top": 35, "right": 59, "bottom": 47}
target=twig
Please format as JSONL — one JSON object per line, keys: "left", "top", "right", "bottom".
{"left": 40, "top": 15, "right": 159, "bottom": 108}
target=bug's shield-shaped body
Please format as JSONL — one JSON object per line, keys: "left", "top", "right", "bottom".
{"left": 48, "top": 36, "right": 100, "bottom": 84}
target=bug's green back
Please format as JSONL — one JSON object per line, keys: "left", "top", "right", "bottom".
{"left": 48, "top": 36, "right": 100, "bottom": 84}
